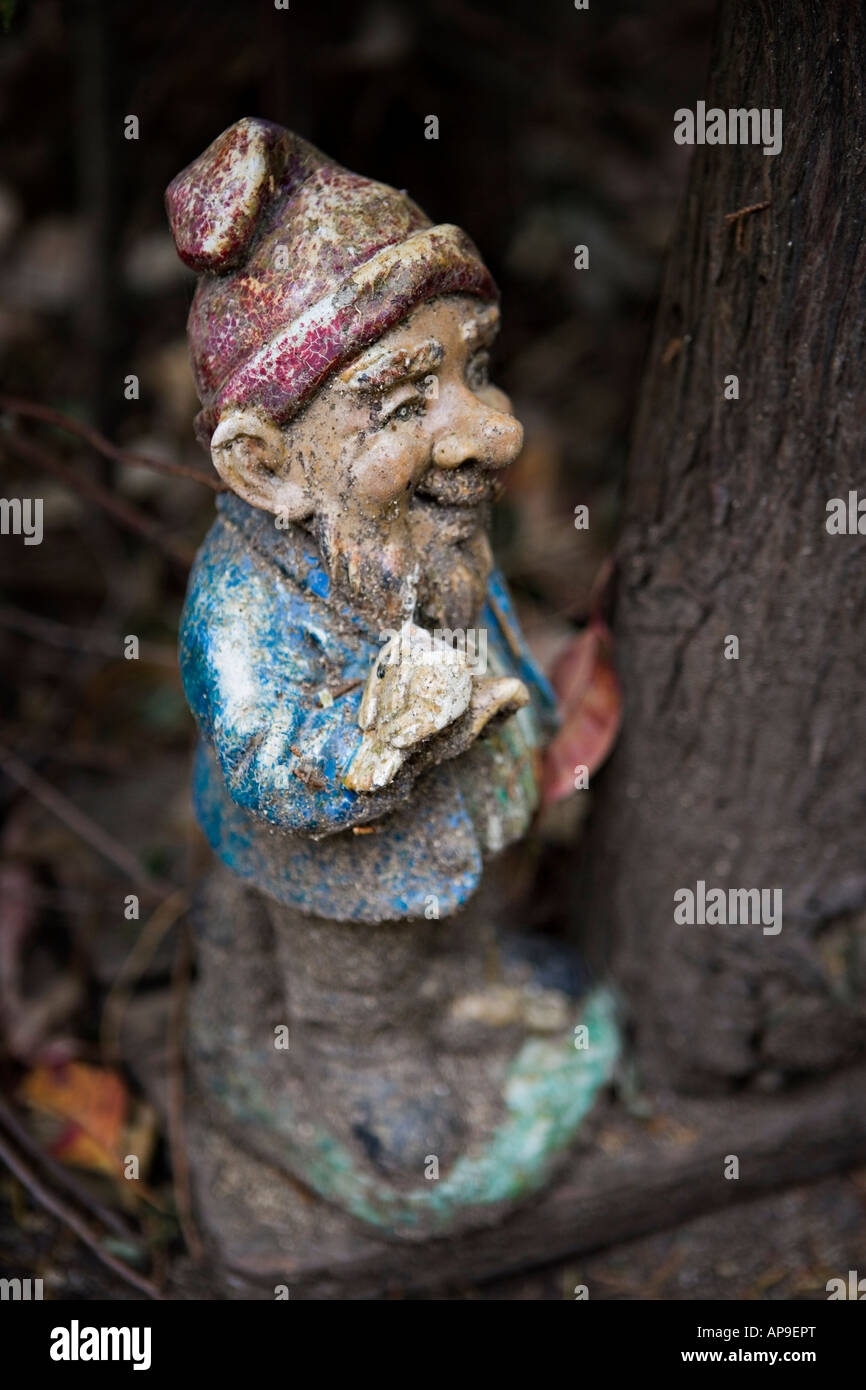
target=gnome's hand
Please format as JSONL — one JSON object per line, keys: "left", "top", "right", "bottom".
{"left": 343, "top": 624, "right": 530, "bottom": 792}
{"left": 463, "top": 674, "right": 530, "bottom": 739}
{"left": 414, "top": 672, "right": 530, "bottom": 773}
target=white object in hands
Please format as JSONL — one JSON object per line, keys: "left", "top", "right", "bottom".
{"left": 346, "top": 622, "right": 473, "bottom": 790}
{"left": 344, "top": 621, "right": 530, "bottom": 792}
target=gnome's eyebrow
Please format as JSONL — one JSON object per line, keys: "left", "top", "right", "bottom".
{"left": 462, "top": 304, "right": 500, "bottom": 351}
{"left": 340, "top": 338, "right": 445, "bottom": 392}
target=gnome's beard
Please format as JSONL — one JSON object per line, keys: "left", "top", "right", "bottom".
{"left": 410, "top": 497, "right": 493, "bottom": 632}
{"left": 311, "top": 499, "right": 492, "bottom": 634}
{"left": 312, "top": 511, "right": 418, "bottom": 630}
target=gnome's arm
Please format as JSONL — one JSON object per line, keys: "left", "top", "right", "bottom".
{"left": 179, "top": 544, "right": 420, "bottom": 837}
{"left": 211, "top": 680, "right": 410, "bottom": 837}
{"left": 181, "top": 579, "right": 528, "bottom": 838}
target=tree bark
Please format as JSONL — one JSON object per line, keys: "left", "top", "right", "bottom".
{"left": 580, "top": 0, "right": 866, "bottom": 1091}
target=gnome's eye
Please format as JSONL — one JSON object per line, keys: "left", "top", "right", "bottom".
{"left": 381, "top": 393, "right": 426, "bottom": 427}
{"left": 466, "top": 350, "right": 491, "bottom": 392}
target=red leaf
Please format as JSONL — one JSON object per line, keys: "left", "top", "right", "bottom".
{"left": 540, "top": 619, "right": 622, "bottom": 805}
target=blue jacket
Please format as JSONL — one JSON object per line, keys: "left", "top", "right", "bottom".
{"left": 180, "top": 493, "right": 558, "bottom": 922}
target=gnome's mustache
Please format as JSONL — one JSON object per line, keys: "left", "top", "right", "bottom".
{"left": 415, "top": 461, "right": 505, "bottom": 508}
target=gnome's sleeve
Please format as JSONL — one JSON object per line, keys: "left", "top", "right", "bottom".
{"left": 179, "top": 542, "right": 409, "bottom": 838}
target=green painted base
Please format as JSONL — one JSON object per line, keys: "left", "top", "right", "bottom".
{"left": 192, "top": 986, "right": 620, "bottom": 1248}
{"left": 298, "top": 986, "right": 620, "bottom": 1234}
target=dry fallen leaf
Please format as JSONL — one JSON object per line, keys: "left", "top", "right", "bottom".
{"left": 18, "top": 1061, "right": 127, "bottom": 1177}
{"left": 540, "top": 618, "right": 622, "bottom": 806}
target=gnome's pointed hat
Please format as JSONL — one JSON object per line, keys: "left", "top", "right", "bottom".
{"left": 166, "top": 118, "right": 498, "bottom": 447}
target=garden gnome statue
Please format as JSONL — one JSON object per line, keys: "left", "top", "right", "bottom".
{"left": 166, "top": 118, "right": 618, "bottom": 1275}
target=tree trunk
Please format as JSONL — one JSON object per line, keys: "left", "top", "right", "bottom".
{"left": 580, "top": 0, "right": 866, "bottom": 1092}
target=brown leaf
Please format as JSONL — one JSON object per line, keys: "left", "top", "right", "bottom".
{"left": 540, "top": 619, "right": 622, "bottom": 805}
{"left": 18, "top": 1061, "right": 127, "bottom": 1177}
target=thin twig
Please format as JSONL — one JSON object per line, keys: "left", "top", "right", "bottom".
{"left": 0, "top": 394, "right": 223, "bottom": 492}
{"left": 167, "top": 920, "right": 203, "bottom": 1262}
{"left": 723, "top": 199, "right": 771, "bottom": 223}
{"left": 588, "top": 555, "right": 615, "bottom": 622}
{"left": 0, "top": 725, "right": 134, "bottom": 774}
{"left": 0, "top": 741, "right": 177, "bottom": 899}
{"left": 327, "top": 676, "right": 363, "bottom": 700}
{"left": 0, "top": 1124, "right": 160, "bottom": 1298}
{"left": 488, "top": 588, "right": 524, "bottom": 661}
{"left": 101, "top": 888, "right": 189, "bottom": 1062}
{"left": 3, "top": 432, "right": 195, "bottom": 568}
{"left": 0, "top": 1094, "right": 132, "bottom": 1240}
{"left": 724, "top": 199, "right": 770, "bottom": 252}
{"left": 661, "top": 336, "right": 684, "bottom": 366}
{"left": 0, "top": 602, "right": 177, "bottom": 669}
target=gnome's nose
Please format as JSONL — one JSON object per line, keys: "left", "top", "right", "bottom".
{"left": 432, "top": 408, "right": 523, "bottom": 471}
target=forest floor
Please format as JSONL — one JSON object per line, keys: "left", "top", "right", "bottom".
{"left": 3, "top": 1163, "right": 864, "bottom": 1300}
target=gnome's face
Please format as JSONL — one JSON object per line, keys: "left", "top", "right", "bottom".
{"left": 166, "top": 118, "right": 521, "bottom": 627}
{"left": 210, "top": 293, "right": 523, "bottom": 631}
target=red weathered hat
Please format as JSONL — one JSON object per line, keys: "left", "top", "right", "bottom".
{"left": 166, "top": 118, "right": 498, "bottom": 448}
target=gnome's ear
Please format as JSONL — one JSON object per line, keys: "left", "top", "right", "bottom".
{"left": 210, "top": 410, "right": 311, "bottom": 520}
{"left": 166, "top": 117, "right": 317, "bottom": 273}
